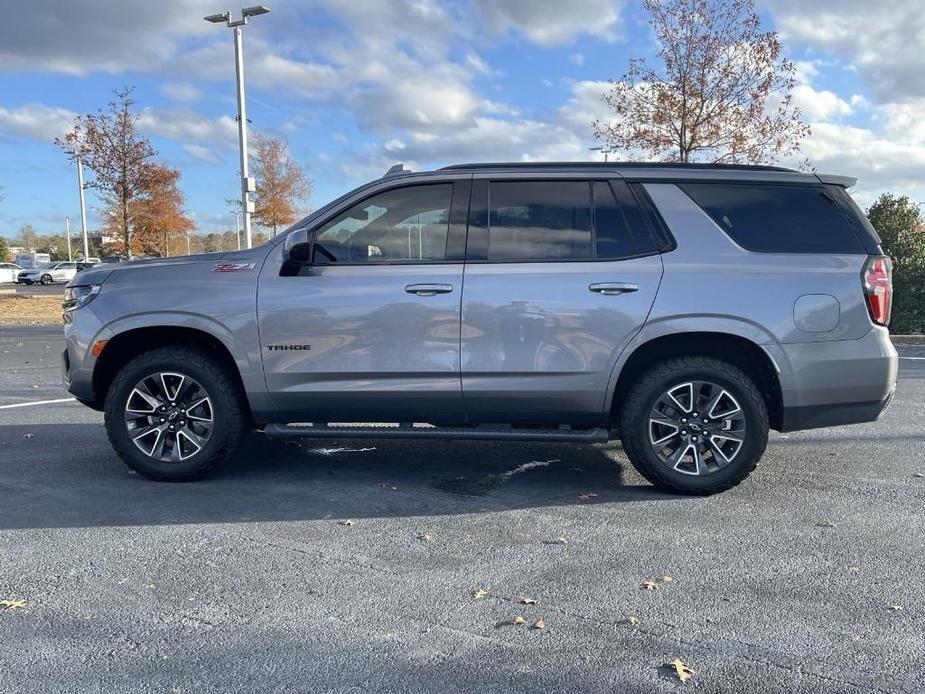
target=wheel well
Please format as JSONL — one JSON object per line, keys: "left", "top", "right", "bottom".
{"left": 611, "top": 332, "right": 783, "bottom": 431}
{"left": 92, "top": 326, "right": 247, "bottom": 408}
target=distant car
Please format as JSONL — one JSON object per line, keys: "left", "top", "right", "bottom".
{"left": 16, "top": 261, "right": 79, "bottom": 285}
{"left": 13, "top": 252, "right": 51, "bottom": 269}
{"left": 0, "top": 262, "right": 23, "bottom": 283}
{"left": 75, "top": 257, "right": 102, "bottom": 265}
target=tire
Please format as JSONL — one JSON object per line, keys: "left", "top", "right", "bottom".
{"left": 40, "top": 274, "right": 52, "bottom": 285}
{"left": 619, "top": 356, "right": 769, "bottom": 495}
{"left": 104, "top": 346, "right": 248, "bottom": 481}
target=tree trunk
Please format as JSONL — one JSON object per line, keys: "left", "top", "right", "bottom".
{"left": 122, "top": 192, "right": 131, "bottom": 260}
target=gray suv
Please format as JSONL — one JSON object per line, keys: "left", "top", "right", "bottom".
{"left": 62, "top": 163, "right": 898, "bottom": 494}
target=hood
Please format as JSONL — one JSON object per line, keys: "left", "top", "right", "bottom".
{"left": 65, "top": 247, "right": 271, "bottom": 288}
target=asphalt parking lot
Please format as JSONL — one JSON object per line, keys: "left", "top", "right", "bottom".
{"left": 0, "top": 326, "right": 922, "bottom": 693}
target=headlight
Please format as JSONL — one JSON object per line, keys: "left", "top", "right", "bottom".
{"left": 63, "top": 285, "right": 100, "bottom": 312}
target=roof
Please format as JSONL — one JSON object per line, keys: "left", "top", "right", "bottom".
{"left": 439, "top": 161, "right": 798, "bottom": 173}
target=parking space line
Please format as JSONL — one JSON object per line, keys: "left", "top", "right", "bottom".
{"left": 899, "top": 356, "right": 925, "bottom": 360}
{"left": 0, "top": 397, "right": 76, "bottom": 410}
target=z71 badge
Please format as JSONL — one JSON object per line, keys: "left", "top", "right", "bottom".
{"left": 212, "top": 261, "right": 256, "bottom": 272}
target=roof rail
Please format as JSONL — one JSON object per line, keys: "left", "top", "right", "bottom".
{"left": 439, "top": 161, "right": 798, "bottom": 173}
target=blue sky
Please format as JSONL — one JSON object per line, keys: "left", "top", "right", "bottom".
{"left": 1, "top": 0, "right": 923, "bottom": 239}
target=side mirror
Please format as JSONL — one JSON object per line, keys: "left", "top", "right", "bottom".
{"left": 281, "top": 228, "right": 313, "bottom": 276}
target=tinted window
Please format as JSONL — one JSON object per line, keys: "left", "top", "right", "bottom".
{"left": 680, "top": 183, "right": 865, "bottom": 254}
{"left": 488, "top": 181, "right": 592, "bottom": 260}
{"left": 594, "top": 181, "right": 658, "bottom": 259}
{"left": 314, "top": 184, "right": 452, "bottom": 263}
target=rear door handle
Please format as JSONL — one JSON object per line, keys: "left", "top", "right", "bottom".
{"left": 589, "top": 282, "right": 639, "bottom": 295}
{"left": 405, "top": 283, "right": 454, "bottom": 297}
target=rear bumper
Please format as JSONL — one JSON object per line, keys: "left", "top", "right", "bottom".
{"left": 776, "top": 327, "right": 898, "bottom": 432}
{"left": 781, "top": 388, "right": 895, "bottom": 432}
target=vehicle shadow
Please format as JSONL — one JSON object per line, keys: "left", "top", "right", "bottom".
{"left": 0, "top": 423, "right": 679, "bottom": 530}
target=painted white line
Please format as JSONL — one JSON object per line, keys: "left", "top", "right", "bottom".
{"left": 0, "top": 397, "right": 76, "bottom": 410}
{"left": 899, "top": 356, "right": 925, "bottom": 361}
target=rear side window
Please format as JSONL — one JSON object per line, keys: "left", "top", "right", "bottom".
{"left": 679, "top": 183, "right": 866, "bottom": 254}
{"left": 594, "top": 181, "right": 659, "bottom": 258}
{"left": 487, "top": 181, "right": 592, "bottom": 260}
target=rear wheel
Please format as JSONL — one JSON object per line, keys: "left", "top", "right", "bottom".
{"left": 104, "top": 346, "right": 248, "bottom": 481}
{"left": 619, "top": 356, "right": 768, "bottom": 495}
{"left": 39, "top": 274, "right": 52, "bottom": 285}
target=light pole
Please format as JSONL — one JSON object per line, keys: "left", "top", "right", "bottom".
{"left": 75, "top": 155, "right": 90, "bottom": 260}
{"left": 65, "top": 217, "right": 72, "bottom": 262}
{"left": 204, "top": 5, "right": 270, "bottom": 250}
{"left": 233, "top": 212, "right": 242, "bottom": 250}
{"left": 590, "top": 144, "right": 614, "bottom": 162}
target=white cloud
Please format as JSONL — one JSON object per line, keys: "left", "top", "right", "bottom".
{"left": 183, "top": 143, "right": 224, "bottom": 165}
{"left": 570, "top": 53, "right": 586, "bottom": 66}
{"left": 767, "top": 0, "right": 925, "bottom": 99}
{"left": 161, "top": 82, "right": 202, "bottom": 102}
{"left": 0, "top": 0, "right": 213, "bottom": 75}
{"left": 792, "top": 84, "right": 853, "bottom": 121}
{"left": 137, "top": 108, "right": 238, "bottom": 145}
{"left": 474, "top": 0, "right": 625, "bottom": 46}
{"left": 0, "top": 103, "right": 76, "bottom": 142}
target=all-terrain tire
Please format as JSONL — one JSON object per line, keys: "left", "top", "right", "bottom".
{"left": 619, "top": 356, "right": 769, "bottom": 495}
{"left": 104, "top": 346, "right": 248, "bottom": 481}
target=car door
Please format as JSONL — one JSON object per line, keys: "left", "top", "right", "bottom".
{"left": 460, "top": 176, "right": 664, "bottom": 425}
{"left": 258, "top": 178, "right": 470, "bottom": 423}
{"left": 54, "top": 262, "right": 76, "bottom": 282}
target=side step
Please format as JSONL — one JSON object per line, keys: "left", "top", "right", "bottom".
{"left": 263, "top": 422, "right": 611, "bottom": 443}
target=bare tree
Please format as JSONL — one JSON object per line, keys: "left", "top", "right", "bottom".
{"left": 55, "top": 86, "right": 156, "bottom": 257}
{"left": 593, "top": 0, "right": 809, "bottom": 164}
{"left": 251, "top": 135, "right": 310, "bottom": 236}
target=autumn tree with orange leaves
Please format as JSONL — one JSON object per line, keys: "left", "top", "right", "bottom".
{"left": 593, "top": 0, "right": 809, "bottom": 164}
{"left": 131, "top": 164, "right": 194, "bottom": 257}
{"left": 251, "top": 134, "right": 310, "bottom": 236}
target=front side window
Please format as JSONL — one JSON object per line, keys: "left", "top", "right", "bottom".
{"left": 313, "top": 184, "right": 453, "bottom": 263}
{"left": 487, "top": 181, "right": 592, "bottom": 260}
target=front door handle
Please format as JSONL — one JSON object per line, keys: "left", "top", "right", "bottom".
{"left": 405, "top": 283, "right": 453, "bottom": 297}
{"left": 589, "top": 282, "right": 639, "bottom": 295}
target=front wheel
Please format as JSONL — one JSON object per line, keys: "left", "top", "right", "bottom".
{"left": 619, "top": 356, "right": 769, "bottom": 495}
{"left": 104, "top": 346, "right": 248, "bottom": 481}
{"left": 39, "top": 274, "right": 52, "bottom": 285}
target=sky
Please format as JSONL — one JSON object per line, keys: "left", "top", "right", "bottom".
{"left": 0, "top": 0, "right": 923, "bottom": 239}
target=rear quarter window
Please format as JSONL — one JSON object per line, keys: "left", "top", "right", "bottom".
{"left": 679, "top": 183, "right": 867, "bottom": 254}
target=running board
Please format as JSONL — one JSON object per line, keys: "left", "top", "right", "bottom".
{"left": 263, "top": 422, "right": 611, "bottom": 443}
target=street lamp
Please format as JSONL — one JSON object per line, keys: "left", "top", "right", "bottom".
{"left": 204, "top": 5, "right": 271, "bottom": 250}
{"left": 590, "top": 144, "right": 614, "bottom": 163}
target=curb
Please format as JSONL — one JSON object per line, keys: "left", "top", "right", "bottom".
{"left": 892, "top": 335, "right": 925, "bottom": 346}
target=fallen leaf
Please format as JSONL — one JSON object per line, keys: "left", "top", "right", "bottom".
{"left": 520, "top": 597, "right": 538, "bottom": 605}
{"left": 660, "top": 575, "right": 673, "bottom": 583}
{"left": 338, "top": 519, "right": 355, "bottom": 527}
{"left": 913, "top": 473, "right": 924, "bottom": 478}
{"left": 472, "top": 588, "right": 489, "bottom": 600}
{"left": 625, "top": 615, "right": 639, "bottom": 625}
{"left": 512, "top": 615, "right": 526, "bottom": 626}
{"left": 532, "top": 618, "right": 545, "bottom": 629}
{"left": 888, "top": 604, "right": 903, "bottom": 612}
{"left": 417, "top": 533, "right": 432, "bottom": 542}
{"left": 818, "top": 520, "right": 838, "bottom": 528}
{"left": 666, "top": 658, "right": 694, "bottom": 683}
{"left": 544, "top": 537, "right": 568, "bottom": 545}
{"left": 642, "top": 580, "right": 660, "bottom": 591}
{"left": 22, "top": 434, "right": 34, "bottom": 439}
{"left": 578, "top": 492, "right": 597, "bottom": 501}
{"left": 0, "top": 599, "right": 26, "bottom": 610}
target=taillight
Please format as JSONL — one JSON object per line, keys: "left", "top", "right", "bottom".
{"left": 862, "top": 256, "right": 892, "bottom": 326}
